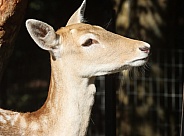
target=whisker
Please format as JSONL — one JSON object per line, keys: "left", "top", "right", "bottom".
{"left": 128, "top": 68, "right": 134, "bottom": 80}
{"left": 139, "top": 67, "right": 144, "bottom": 76}
{"left": 104, "top": 18, "right": 112, "bottom": 29}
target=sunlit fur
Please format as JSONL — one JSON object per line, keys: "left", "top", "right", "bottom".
{"left": 0, "top": 0, "right": 150, "bottom": 135}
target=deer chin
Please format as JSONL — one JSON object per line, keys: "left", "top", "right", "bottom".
{"left": 92, "top": 58, "right": 148, "bottom": 76}
{"left": 128, "top": 57, "right": 149, "bottom": 67}
{"left": 97, "top": 65, "right": 132, "bottom": 76}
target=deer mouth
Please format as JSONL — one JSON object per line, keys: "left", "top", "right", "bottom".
{"left": 133, "top": 57, "right": 149, "bottom": 62}
{"left": 129, "top": 57, "right": 149, "bottom": 67}
{"left": 112, "top": 57, "right": 149, "bottom": 72}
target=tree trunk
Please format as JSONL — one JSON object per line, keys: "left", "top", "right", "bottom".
{"left": 0, "top": 0, "right": 28, "bottom": 83}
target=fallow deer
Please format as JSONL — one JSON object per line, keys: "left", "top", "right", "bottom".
{"left": 0, "top": 0, "right": 150, "bottom": 135}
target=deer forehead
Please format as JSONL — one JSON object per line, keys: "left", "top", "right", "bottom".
{"left": 57, "top": 24, "right": 105, "bottom": 40}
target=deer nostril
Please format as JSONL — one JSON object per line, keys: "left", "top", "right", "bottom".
{"left": 139, "top": 46, "right": 150, "bottom": 54}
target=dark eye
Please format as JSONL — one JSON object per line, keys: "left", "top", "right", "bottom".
{"left": 82, "top": 39, "right": 99, "bottom": 47}
{"left": 82, "top": 39, "right": 93, "bottom": 46}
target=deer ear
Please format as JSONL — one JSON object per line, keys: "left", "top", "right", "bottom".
{"left": 26, "top": 19, "right": 60, "bottom": 51}
{"left": 26, "top": 19, "right": 61, "bottom": 60}
{"left": 66, "top": 0, "right": 86, "bottom": 26}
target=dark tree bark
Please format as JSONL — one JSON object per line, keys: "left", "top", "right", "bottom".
{"left": 0, "top": 0, "right": 28, "bottom": 83}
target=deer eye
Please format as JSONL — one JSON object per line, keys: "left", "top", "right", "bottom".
{"left": 82, "top": 39, "right": 93, "bottom": 46}
{"left": 82, "top": 39, "right": 99, "bottom": 47}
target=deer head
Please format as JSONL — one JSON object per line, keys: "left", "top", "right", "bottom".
{"left": 26, "top": 0, "right": 150, "bottom": 78}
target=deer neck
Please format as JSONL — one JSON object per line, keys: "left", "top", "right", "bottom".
{"left": 41, "top": 58, "right": 96, "bottom": 135}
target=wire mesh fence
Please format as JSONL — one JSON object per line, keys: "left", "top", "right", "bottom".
{"left": 88, "top": 49, "right": 183, "bottom": 136}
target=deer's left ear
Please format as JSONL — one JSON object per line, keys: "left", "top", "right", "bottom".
{"left": 66, "top": 0, "right": 86, "bottom": 26}
{"left": 26, "top": 19, "right": 61, "bottom": 60}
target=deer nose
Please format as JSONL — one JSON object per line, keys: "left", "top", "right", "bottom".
{"left": 139, "top": 46, "right": 150, "bottom": 54}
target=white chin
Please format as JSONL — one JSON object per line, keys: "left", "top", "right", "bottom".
{"left": 130, "top": 60, "right": 147, "bottom": 67}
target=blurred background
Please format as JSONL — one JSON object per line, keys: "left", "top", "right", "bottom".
{"left": 0, "top": 0, "right": 183, "bottom": 136}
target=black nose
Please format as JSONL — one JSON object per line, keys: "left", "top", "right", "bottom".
{"left": 139, "top": 46, "right": 150, "bottom": 54}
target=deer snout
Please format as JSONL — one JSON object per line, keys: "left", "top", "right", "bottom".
{"left": 139, "top": 43, "right": 150, "bottom": 54}
{"left": 139, "top": 46, "right": 150, "bottom": 54}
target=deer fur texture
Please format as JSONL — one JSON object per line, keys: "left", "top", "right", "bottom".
{"left": 0, "top": 0, "right": 150, "bottom": 135}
